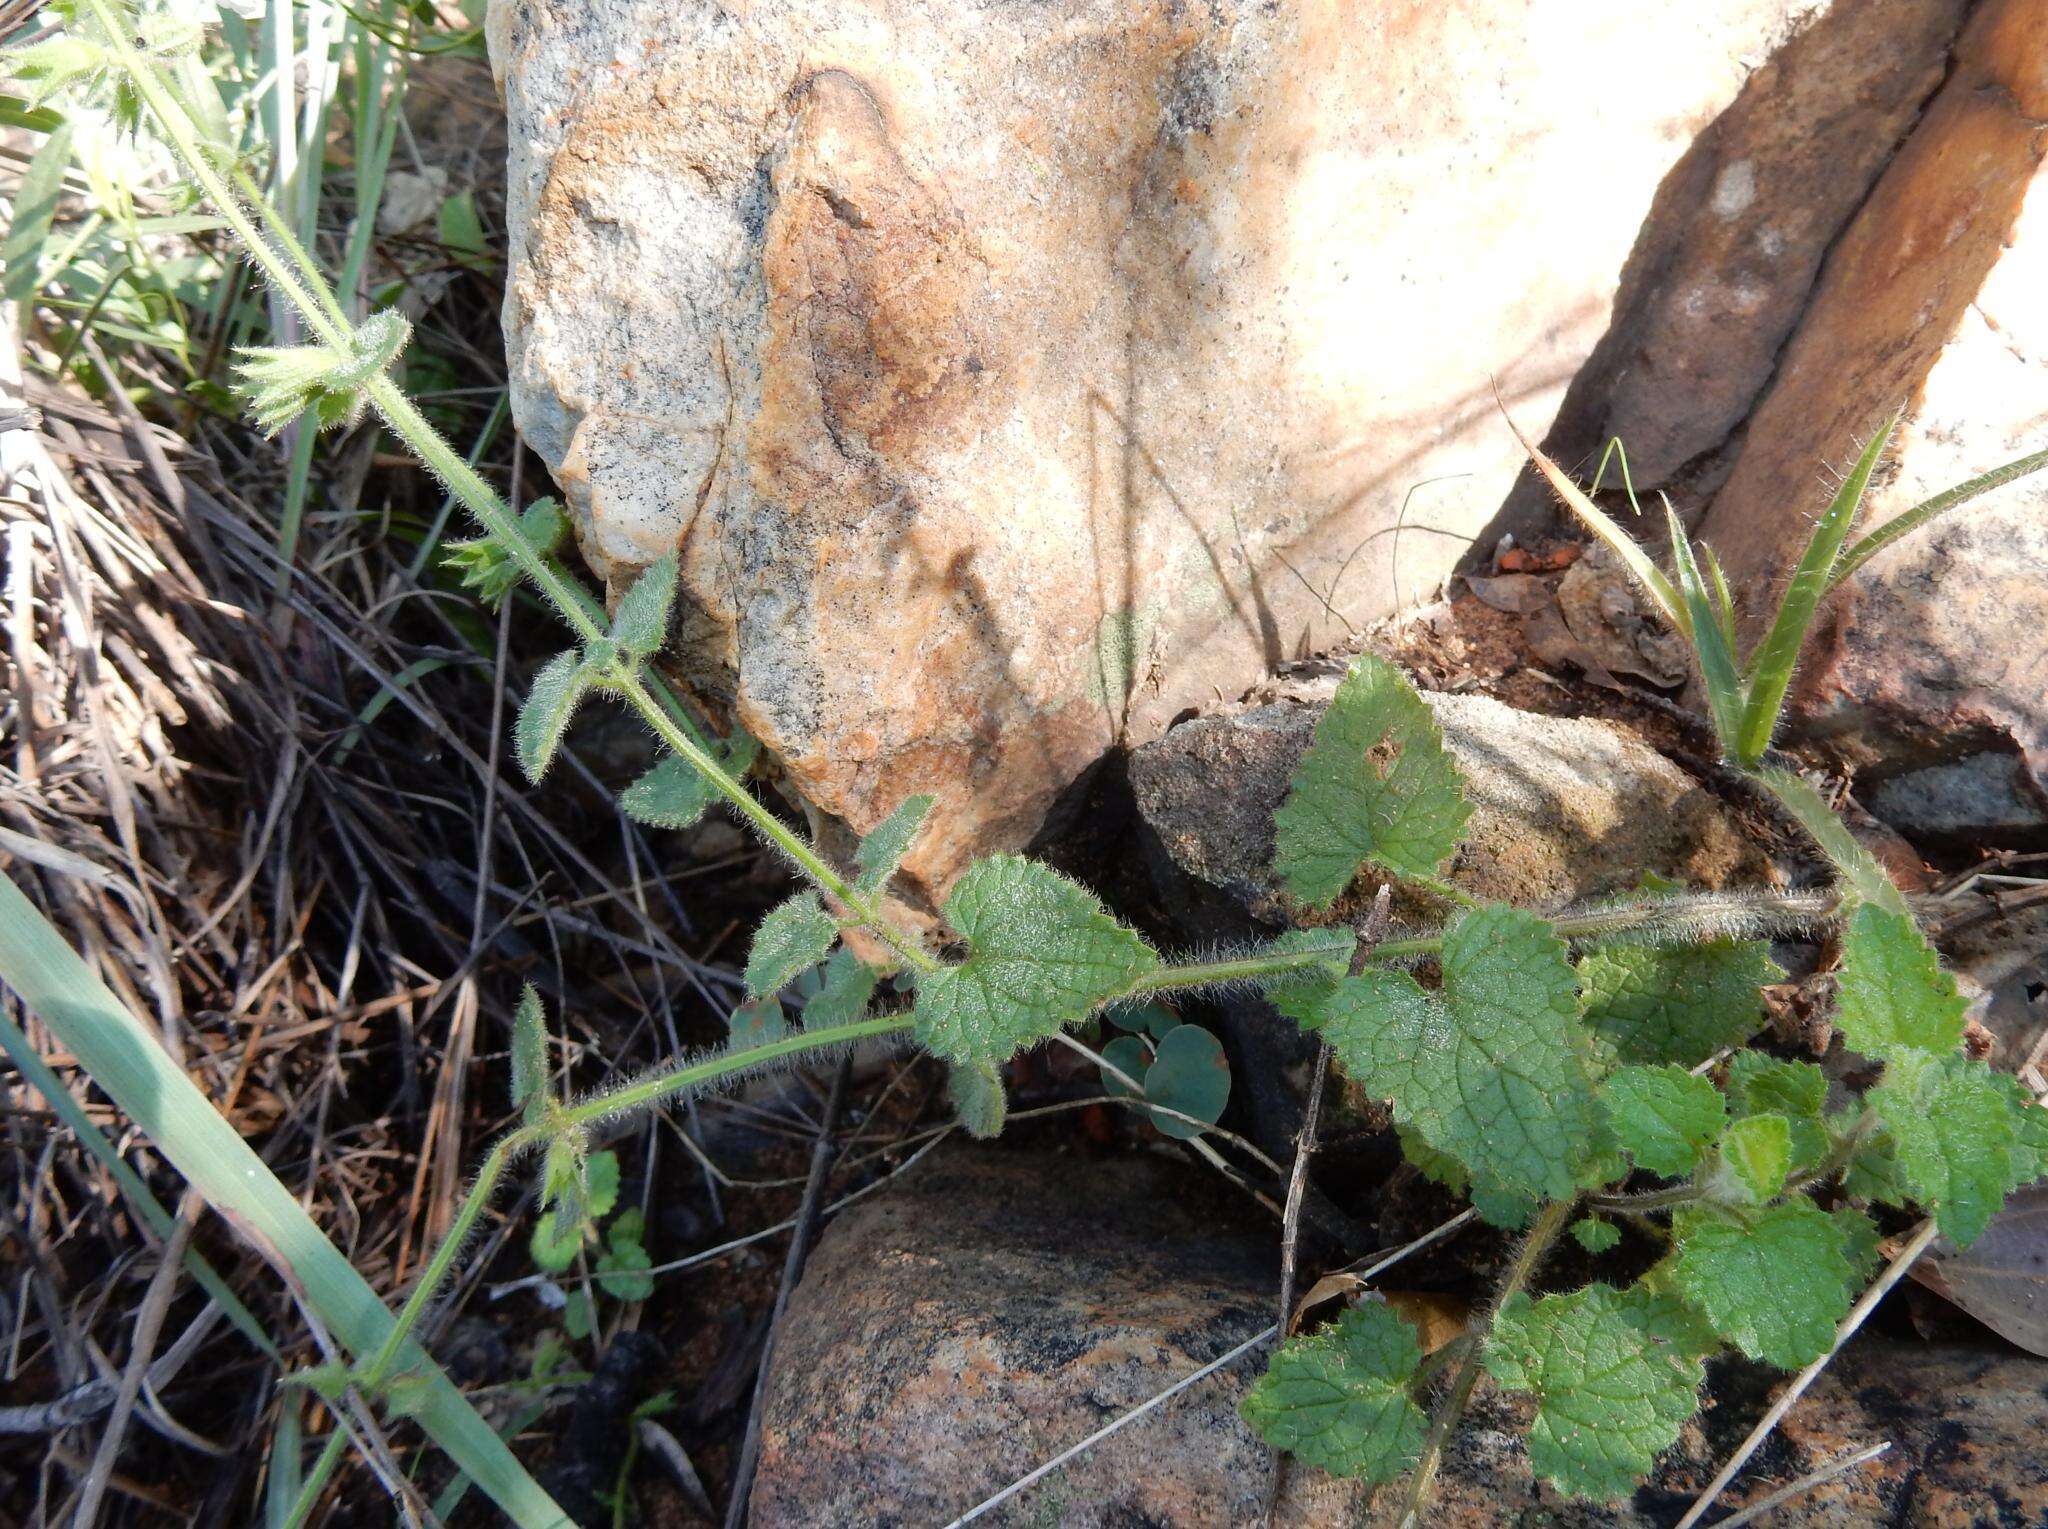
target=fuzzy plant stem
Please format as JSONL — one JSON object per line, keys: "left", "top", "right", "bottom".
{"left": 1396, "top": 1196, "right": 1577, "bottom": 1529}
{"left": 1132, "top": 888, "right": 1841, "bottom": 999}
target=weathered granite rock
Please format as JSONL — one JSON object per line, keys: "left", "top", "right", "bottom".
{"left": 1693, "top": 0, "right": 2048, "bottom": 802}
{"left": 1129, "top": 675, "right": 1771, "bottom": 935}
{"left": 749, "top": 1146, "right": 1368, "bottom": 1526}
{"left": 1870, "top": 751, "right": 2048, "bottom": 847}
{"left": 1531, "top": 0, "right": 1970, "bottom": 491}
{"left": 488, "top": 0, "right": 1831, "bottom": 894}
{"left": 750, "top": 1145, "right": 2048, "bottom": 1526}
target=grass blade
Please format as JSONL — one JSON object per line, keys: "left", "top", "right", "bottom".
{"left": 1828, "top": 443, "right": 2048, "bottom": 592}
{"left": 0, "top": 874, "right": 570, "bottom": 1528}
{"left": 1664, "top": 498, "right": 1746, "bottom": 759}
{"left": 1734, "top": 416, "right": 1896, "bottom": 766}
{"left": 1504, "top": 412, "right": 1685, "bottom": 634}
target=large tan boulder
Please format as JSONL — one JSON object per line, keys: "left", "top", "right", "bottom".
{"left": 488, "top": 0, "right": 1829, "bottom": 895}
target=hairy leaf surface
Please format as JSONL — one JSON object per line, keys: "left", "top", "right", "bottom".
{"left": 610, "top": 553, "right": 677, "bottom": 657}
{"left": 855, "top": 794, "right": 934, "bottom": 896}
{"left": 1714, "top": 1113, "right": 1791, "bottom": 1205}
{"left": 1726, "top": 1052, "right": 1828, "bottom": 1170}
{"left": 1671, "top": 1201, "right": 1854, "bottom": 1367}
{"left": 515, "top": 650, "right": 591, "bottom": 782}
{"left": 913, "top": 856, "right": 1158, "bottom": 1066}
{"left": 1578, "top": 940, "right": 1773, "bottom": 1068}
{"left": 1604, "top": 1065, "right": 1725, "bottom": 1178}
{"left": 1240, "top": 1302, "right": 1426, "bottom": 1482}
{"left": 745, "top": 892, "right": 838, "bottom": 999}
{"left": 1272, "top": 655, "right": 1471, "bottom": 907}
{"left": 1485, "top": 1285, "right": 1704, "bottom": 1501}
{"left": 1310, "top": 906, "right": 1593, "bottom": 1201}
{"left": 1835, "top": 903, "right": 1965, "bottom": 1063}
{"left": 948, "top": 1062, "right": 1007, "bottom": 1139}
{"left": 1873, "top": 1056, "right": 2044, "bottom": 1246}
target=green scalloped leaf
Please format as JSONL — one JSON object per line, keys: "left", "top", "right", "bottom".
{"left": 1726, "top": 1052, "right": 1828, "bottom": 1171}
{"left": 1578, "top": 940, "right": 1775, "bottom": 1069}
{"left": 1603, "top": 1065, "right": 1725, "bottom": 1178}
{"left": 913, "top": 856, "right": 1158, "bottom": 1067}
{"left": 1670, "top": 1200, "right": 1854, "bottom": 1368}
{"left": 1712, "top": 1113, "right": 1791, "bottom": 1205}
{"left": 1239, "top": 1302, "right": 1426, "bottom": 1483}
{"left": 1485, "top": 1284, "right": 1705, "bottom": 1501}
{"left": 800, "top": 948, "right": 880, "bottom": 1030}
{"left": 1271, "top": 654, "right": 1471, "bottom": 907}
{"left": 745, "top": 892, "right": 838, "bottom": 999}
{"left": 1308, "top": 906, "right": 1594, "bottom": 1202}
{"left": 1834, "top": 903, "right": 1966, "bottom": 1064}
{"left": 948, "top": 1061, "right": 1006, "bottom": 1139}
{"left": 1872, "top": 1055, "right": 2044, "bottom": 1247}
{"left": 1573, "top": 1217, "right": 1622, "bottom": 1254}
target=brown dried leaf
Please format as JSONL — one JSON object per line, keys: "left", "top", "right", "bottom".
{"left": 1910, "top": 1184, "right": 2048, "bottom": 1356}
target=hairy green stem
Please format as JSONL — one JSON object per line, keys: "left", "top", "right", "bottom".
{"left": 1398, "top": 1197, "right": 1576, "bottom": 1528}
{"left": 1132, "top": 889, "right": 1841, "bottom": 1000}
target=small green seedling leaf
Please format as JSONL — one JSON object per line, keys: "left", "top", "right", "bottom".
{"left": 1239, "top": 1302, "right": 1426, "bottom": 1483}
{"left": 1579, "top": 940, "right": 1774, "bottom": 1069}
{"left": 1603, "top": 1065, "right": 1725, "bottom": 1178}
{"left": 1109, "top": 1000, "right": 1181, "bottom": 1041}
{"left": 1141, "top": 1023, "right": 1231, "bottom": 1141}
{"left": 563, "top": 1290, "right": 595, "bottom": 1341}
{"left": 445, "top": 498, "right": 567, "bottom": 607}
{"left": 1872, "top": 1055, "right": 2043, "bottom": 1247}
{"left": 745, "top": 891, "right": 838, "bottom": 999}
{"left": 290, "top": 1361, "right": 355, "bottom": 1404}
{"left": 1573, "top": 1217, "right": 1621, "bottom": 1254}
{"left": 595, "top": 1208, "right": 654, "bottom": 1301}
{"left": 1485, "top": 1284, "right": 1704, "bottom": 1501}
{"left": 1834, "top": 903, "right": 1965, "bottom": 1064}
{"left": 855, "top": 794, "right": 934, "bottom": 896}
{"left": 1670, "top": 1201, "right": 1855, "bottom": 1367}
{"left": 610, "top": 553, "right": 678, "bottom": 658}
{"left": 728, "top": 996, "right": 788, "bottom": 1051}
{"left": 801, "top": 948, "right": 880, "bottom": 1030}
{"left": 1271, "top": 654, "right": 1472, "bottom": 907}
{"left": 515, "top": 649, "right": 592, "bottom": 782}
{"left": 510, "top": 984, "right": 549, "bottom": 1126}
{"left": 1711, "top": 1113, "right": 1791, "bottom": 1205}
{"left": 1735, "top": 416, "right": 1896, "bottom": 766}
{"left": 1097, "top": 1035, "right": 1150, "bottom": 1103}
{"left": 620, "top": 758, "right": 712, "bottom": 830}
{"left": 1308, "top": 905, "right": 1595, "bottom": 1202}
{"left": 438, "top": 187, "right": 489, "bottom": 265}
{"left": 913, "top": 855, "right": 1158, "bottom": 1067}
{"left": 948, "top": 1061, "right": 1007, "bottom": 1139}
{"left": 1726, "top": 1052, "right": 1828, "bottom": 1170}
{"left": 583, "top": 1150, "right": 620, "bottom": 1220}
{"left": 619, "top": 733, "right": 760, "bottom": 831}
{"left": 529, "top": 1211, "right": 582, "bottom": 1274}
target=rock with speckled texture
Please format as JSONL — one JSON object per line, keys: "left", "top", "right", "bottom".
{"left": 749, "top": 1145, "right": 1370, "bottom": 1526}
{"left": 486, "top": 0, "right": 1833, "bottom": 898}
